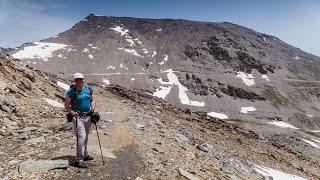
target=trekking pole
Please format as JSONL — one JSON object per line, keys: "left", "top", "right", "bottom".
{"left": 94, "top": 121, "right": 105, "bottom": 165}
{"left": 75, "top": 116, "right": 80, "bottom": 172}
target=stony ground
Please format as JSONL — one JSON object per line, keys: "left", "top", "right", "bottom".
{"left": 1, "top": 84, "right": 320, "bottom": 180}
{"left": 0, "top": 54, "right": 320, "bottom": 180}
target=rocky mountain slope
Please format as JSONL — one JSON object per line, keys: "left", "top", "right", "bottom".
{"left": 8, "top": 15, "right": 320, "bottom": 134}
{"left": 8, "top": 15, "right": 320, "bottom": 151}
{"left": 5, "top": 14, "right": 320, "bottom": 178}
{"left": 1, "top": 52, "right": 320, "bottom": 179}
{"left": 0, "top": 47, "right": 13, "bottom": 53}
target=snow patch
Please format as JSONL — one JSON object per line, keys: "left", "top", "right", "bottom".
{"left": 126, "top": 39, "right": 135, "bottom": 46}
{"left": 153, "top": 69, "right": 205, "bottom": 107}
{"left": 261, "top": 74, "right": 270, "bottom": 81}
{"left": 12, "top": 42, "right": 68, "bottom": 60}
{"left": 255, "top": 165, "right": 307, "bottom": 180}
{"left": 207, "top": 112, "right": 228, "bottom": 119}
{"left": 152, "top": 51, "right": 157, "bottom": 58}
{"left": 311, "top": 138, "right": 320, "bottom": 143}
{"left": 107, "top": 66, "right": 115, "bottom": 70}
{"left": 164, "top": 54, "right": 168, "bottom": 61}
{"left": 267, "top": 121, "right": 299, "bottom": 129}
{"left": 302, "top": 139, "right": 319, "bottom": 148}
{"left": 310, "top": 130, "right": 320, "bottom": 133}
{"left": 118, "top": 48, "right": 142, "bottom": 57}
{"left": 240, "top": 107, "right": 256, "bottom": 113}
{"left": 294, "top": 56, "right": 301, "bottom": 60}
{"left": 159, "top": 54, "right": 169, "bottom": 65}
{"left": 110, "top": 26, "right": 129, "bottom": 36}
{"left": 103, "top": 79, "right": 110, "bottom": 85}
{"left": 136, "top": 39, "right": 142, "bottom": 45}
{"left": 153, "top": 86, "right": 172, "bottom": 99}
{"left": 43, "top": 98, "right": 64, "bottom": 108}
{"left": 57, "top": 81, "right": 69, "bottom": 91}
{"left": 236, "top": 72, "right": 254, "bottom": 86}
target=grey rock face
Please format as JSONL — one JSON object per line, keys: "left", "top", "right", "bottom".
{"left": 0, "top": 95, "right": 17, "bottom": 113}
{"left": 19, "top": 159, "right": 69, "bottom": 173}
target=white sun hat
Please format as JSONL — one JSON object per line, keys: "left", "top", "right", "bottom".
{"left": 74, "top": 72, "right": 84, "bottom": 80}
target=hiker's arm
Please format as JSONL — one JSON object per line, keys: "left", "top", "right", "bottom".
{"left": 65, "top": 97, "right": 77, "bottom": 117}
{"left": 91, "top": 95, "right": 96, "bottom": 112}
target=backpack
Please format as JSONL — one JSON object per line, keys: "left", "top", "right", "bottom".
{"left": 66, "top": 84, "right": 93, "bottom": 122}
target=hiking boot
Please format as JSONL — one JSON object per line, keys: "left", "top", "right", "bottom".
{"left": 83, "top": 155, "right": 94, "bottom": 161}
{"left": 74, "top": 161, "right": 87, "bottom": 168}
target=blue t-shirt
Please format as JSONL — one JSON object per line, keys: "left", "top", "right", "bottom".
{"left": 67, "top": 85, "right": 93, "bottom": 112}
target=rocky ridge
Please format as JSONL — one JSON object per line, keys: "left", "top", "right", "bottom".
{"left": 0, "top": 47, "right": 13, "bottom": 53}
{"left": 1, "top": 53, "right": 320, "bottom": 179}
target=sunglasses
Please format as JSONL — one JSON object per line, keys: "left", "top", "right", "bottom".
{"left": 74, "top": 78, "right": 83, "bottom": 81}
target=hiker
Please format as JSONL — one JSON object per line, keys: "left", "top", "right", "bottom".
{"left": 65, "top": 72, "right": 96, "bottom": 168}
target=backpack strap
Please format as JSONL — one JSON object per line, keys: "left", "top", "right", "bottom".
{"left": 70, "top": 84, "right": 93, "bottom": 103}
{"left": 85, "top": 85, "right": 93, "bottom": 102}
{"left": 85, "top": 85, "right": 93, "bottom": 95}
{"left": 70, "top": 86, "right": 77, "bottom": 103}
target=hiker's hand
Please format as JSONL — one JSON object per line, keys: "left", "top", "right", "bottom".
{"left": 70, "top": 110, "right": 78, "bottom": 117}
{"left": 91, "top": 117, "right": 96, "bottom": 123}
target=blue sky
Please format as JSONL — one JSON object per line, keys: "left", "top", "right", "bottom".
{"left": 0, "top": 0, "right": 319, "bottom": 56}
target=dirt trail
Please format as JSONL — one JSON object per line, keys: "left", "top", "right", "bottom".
{"left": 54, "top": 88, "right": 145, "bottom": 179}
{"left": 90, "top": 91, "right": 144, "bottom": 179}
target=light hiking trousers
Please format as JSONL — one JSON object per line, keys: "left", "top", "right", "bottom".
{"left": 73, "top": 115, "right": 91, "bottom": 160}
